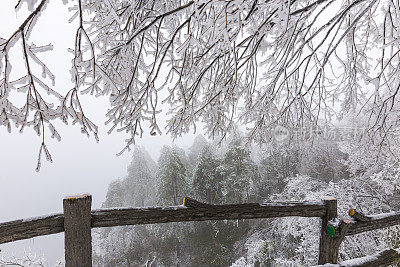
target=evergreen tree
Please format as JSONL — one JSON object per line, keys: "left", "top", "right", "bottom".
{"left": 157, "top": 146, "right": 188, "bottom": 206}
{"left": 219, "top": 137, "right": 261, "bottom": 203}
{"left": 102, "top": 179, "right": 124, "bottom": 208}
{"left": 181, "top": 137, "right": 255, "bottom": 266}
{"left": 192, "top": 145, "right": 223, "bottom": 204}
{"left": 156, "top": 146, "right": 190, "bottom": 266}
{"left": 188, "top": 135, "right": 209, "bottom": 171}
{"left": 94, "top": 146, "right": 159, "bottom": 266}
{"left": 299, "top": 141, "right": 350, "bottom": 183}
{"left": 123, "top": 146, "right": 157, "bottom": 207}
{"left": 257, "top": 143, "right": 301, "bottom": 196}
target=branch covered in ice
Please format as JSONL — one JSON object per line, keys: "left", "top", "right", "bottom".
{"left": 3, "top": 0, "right": 400, "bottom": 165}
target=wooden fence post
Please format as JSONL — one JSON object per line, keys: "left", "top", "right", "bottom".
{"left": 318, "top": 197, "right": 337, "bottom": 264}
{"left": 63, "top": 194, "right": 92, "bottom": 267}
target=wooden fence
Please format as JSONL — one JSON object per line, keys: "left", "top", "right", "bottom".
{"left": 1, "top": 194, "right": 400, "bottom": 266}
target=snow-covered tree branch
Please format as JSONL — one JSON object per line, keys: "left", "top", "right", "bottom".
{"left": 2, "top": 0, "right": 400, "bottom": 162}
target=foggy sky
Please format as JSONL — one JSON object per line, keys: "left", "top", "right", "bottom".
{"left": 0, "top": 1, "right": 198, "bottom": 264}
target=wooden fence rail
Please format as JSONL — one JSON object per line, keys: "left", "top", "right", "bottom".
{"left": 347, "top": 211, "right": 400, "bottom": 235}
{"left": 92, "top": 198, "right": 327, "bottom": 228}
{"left": 0, "top": 213, "right": 64, "bottom": 244}
{"left": 314, "top": 248, "right": 400, "bottom": 267}
{"left": 0, "top": 197, "right": 326, "bottom": 245}
{"left": 1, "top": 194, "right": 400, "bottom": 266}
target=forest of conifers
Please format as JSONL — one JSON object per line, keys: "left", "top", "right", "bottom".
{"left": 93, "top": 132, "right": 400, "bottom": 266}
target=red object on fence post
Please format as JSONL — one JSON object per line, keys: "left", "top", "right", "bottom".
{"left": 318, "top": 197, "right": 338, "bottom": 264}
{"left": 63, "top": 194, "right": 92, "bottom": 267}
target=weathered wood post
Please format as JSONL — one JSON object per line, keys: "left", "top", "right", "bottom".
{"left": 318, "top": 197, "right": 337, "bottom": 264}
{"left": 63, "top": 194, "right": 92, "bottom": 267}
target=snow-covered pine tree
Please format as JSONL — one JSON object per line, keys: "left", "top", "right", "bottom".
{"left": 156, "top": 146, "right": 192, "bottom": 266}
{"left": 257, "top": 142, "right": 301, "bottom": 196}
{"left": 123, "top": 146, "right": 157, "bottom": 207}
{"left": 188, "top": 135, "right": 209, "bottom": 171}
{"left": 183, "top": 136, "right": 254, "bottom": 266}
{"left": 192, "top": 145, "right": 223, "bottom": 204}
{"left": 219, "top": 137, "right": 261, "bottom": 203}
{"left": 299, "top": 140, "right": 350, "bottom": 183}
{"left": 157, "top": 146, "right": 188, "bottom": 206}
{"left": 94, "top": 146, "right": 159, "bottom": 266}
{"left": 102, "top": 179, "right": 125, "bottom": 209}
{"left": 101, "top": 146, "right": 157, "bottom": 208}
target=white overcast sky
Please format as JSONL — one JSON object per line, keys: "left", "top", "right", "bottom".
{"left": 0, "top": 1, "right": 199, "bottom": 263}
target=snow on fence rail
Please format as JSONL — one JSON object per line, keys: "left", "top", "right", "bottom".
{"left": 0, "top": 197, "right": 326, "bottom": 244}
{"left": 0, "top": 213, "right": 64, "bottom": 244}
{"left": 91, "top": 197, "right": 327, "bottom": 228}
{"left": 314, "top": 248, "right": 400, "bottom": 267}
{"left": 1, "top": 194, "right": 400, "bottom": 266}
{"left": 347, "top": 210, "right": 400, "bottom": 235}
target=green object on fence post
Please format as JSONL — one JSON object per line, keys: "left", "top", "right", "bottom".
{"left": 318, "top": 197, "right": 338, "bottom": 264}
{"left": 327, "top": 225, "right": 335, "bottom": 237}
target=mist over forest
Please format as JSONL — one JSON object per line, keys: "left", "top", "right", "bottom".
{"left": 92, "top": 130, "right": 400, "bottom": 266}
{"left": 2, "top": 0, "right": 400, "bottom": 265}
